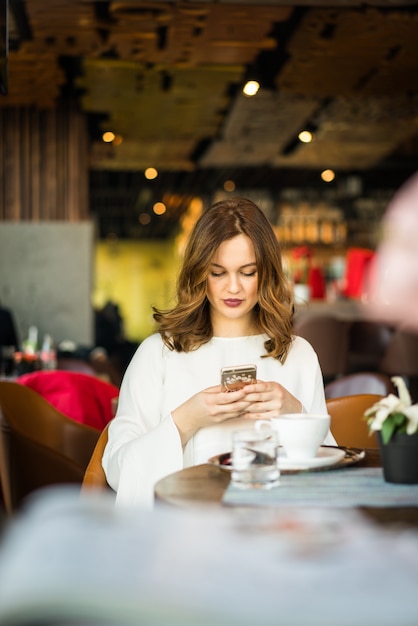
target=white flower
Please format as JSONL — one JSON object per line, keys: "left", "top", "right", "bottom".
{"left": 365, "top": 376, "right": 418, "bottom": 439}
{"left": 404, "top": 405, "right": 418, "bottom": 435}
{"left": 392, "top": 376, "right": 412, "bottom": 406}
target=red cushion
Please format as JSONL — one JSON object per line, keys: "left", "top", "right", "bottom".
{"left": 17, "top": 370, "right": 119, "bottom": 430}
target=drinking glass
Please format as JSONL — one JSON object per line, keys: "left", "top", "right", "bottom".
{"left": 231, "top": 425, "right": 280, "bottom": 490}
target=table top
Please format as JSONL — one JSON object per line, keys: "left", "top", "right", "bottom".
{"left": 2, "top": 486, "right": 418, "bottom": 625}
{"left": 155, "top": 449, "right": 418, "bottom": 526}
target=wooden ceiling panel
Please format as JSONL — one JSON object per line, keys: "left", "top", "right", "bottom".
{"left": 273, "top": 95, "right": 418, "bottom": 168}
{"left": 273, "top": 138, "right": 397, "bottom": 169}
{"left": 25, "top": 0, "right": 101, "bottom": 54}
{"left": 2, "top": 0, "right": 418, "bottom": 196}
{"left": 78, "top": 60, "right": 244, "bottom": 143}
{"left": 184, "top": 4, "right": 292, "bottom": 65}
{"left": 90, "top": 137, "right": 197, "bottom": 170}
{"left": 277, "top": 8, "right": 418, "bottom": 97}
{"left": 5, "top": 49, "right": 65, "bottom": 107}
{"left": 200, "top": 92, "right": 321, "bottom": 167}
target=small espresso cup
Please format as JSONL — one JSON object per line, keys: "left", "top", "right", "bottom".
{"left": 231, "top": 425, "right": 280, "bottom": 490}
{"left": 269, "top": 413, "right": 330, "bottom": 460}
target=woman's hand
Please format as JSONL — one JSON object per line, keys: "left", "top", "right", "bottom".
{"left": 172, "top": 385, "right": 252, "bottom": 446}
{"left": 240, "top": 380, "right": 302, "bottom": 420}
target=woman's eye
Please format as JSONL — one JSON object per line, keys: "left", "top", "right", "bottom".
{"left": 209, "top": 270, "right": 256, "bottom": 278}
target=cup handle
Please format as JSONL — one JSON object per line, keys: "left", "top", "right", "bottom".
{"left": 255, "top": 419, "right": 272, "bottom": 431}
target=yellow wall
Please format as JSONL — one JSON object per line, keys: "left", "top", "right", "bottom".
{"left": 93, "top": 238, "right": 181, "bottom": 341}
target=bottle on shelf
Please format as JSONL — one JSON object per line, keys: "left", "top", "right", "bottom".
{"left": 40, "top": 334, "right": 57, "bottom": 370}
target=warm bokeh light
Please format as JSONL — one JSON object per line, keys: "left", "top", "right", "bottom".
{"left": 102, "top": 131, "right": 115, "bottom": 143}
{"left": 153, "top": 202, "right": 166, "bottom": 215}
{"left": 145, "top": 167, "right": 158, "bottom": 180}
{"left": 176, "top": 197, "right": 204, "bottom": 256}
{"left": 224, "top": 180, "right": 236, "bottom": 192}
{"left": 298, "top": 130, "right": 313, "bottom": 143}
{"left": 138, "top": 213, "right": 151, "bottom": 225}
{"left": 242, "top": 80, "right": 260, "bottom": 97}
{"left": 112, "top": 134, "right": 123, "bottom": 146}
{"left": 321, "top": 169, "right": 336, "bottom": 183}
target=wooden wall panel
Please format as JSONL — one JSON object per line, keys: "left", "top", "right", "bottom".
{"left": 0, "top": 104, "right": 89, "bottom": 222}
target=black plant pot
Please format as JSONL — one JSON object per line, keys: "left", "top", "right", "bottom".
{"left": 378, "top": 431, "right": 418, "bottom": 484}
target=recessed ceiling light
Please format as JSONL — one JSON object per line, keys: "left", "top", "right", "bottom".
{"left": 145, "top": 167, "right": 158, "bottom": 180}
{"left": 102, "top": 131, "right": 115, "bottom": 143}
{"left": 242, "top": 80, "right": 260, "bottom": 97}
{"left": 298, "top": 130, "right": 313, "bottom": 143}
{"left": 321, "top": 169, "right": 335, "bottom": 182}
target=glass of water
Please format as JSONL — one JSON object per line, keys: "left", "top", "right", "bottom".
{"left": 231, "top": 425, "right": 280, "bottom": 490}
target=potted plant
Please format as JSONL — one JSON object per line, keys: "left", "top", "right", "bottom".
{"left": 365, "top": 376, "right": 418, "bottom": 484}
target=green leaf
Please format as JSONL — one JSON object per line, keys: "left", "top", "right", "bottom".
{"left": 381, "top": 417, "right": 397, "bottom": 444}
{"left": 392, "top": 412, "right": 407, "bottom": 428}
{"left": 381, "top": 413, "right": 408, "bottom": 443}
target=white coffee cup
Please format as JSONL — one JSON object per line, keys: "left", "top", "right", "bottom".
{"left": 268, "top": 413, "right": 330, "bottom": 460}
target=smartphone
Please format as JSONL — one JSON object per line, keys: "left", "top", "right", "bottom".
{"left": 221, "top": 364, "right": 257, "bottom": 392}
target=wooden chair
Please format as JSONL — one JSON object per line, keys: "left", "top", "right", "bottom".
{"left": 0, "top": 381, "right": 101, "bottom": 514}
{"left": 17, "top": 370, "right": 119, "bottom": 430}
{"left": 325, "top": 371, "right": 395, "bottom": 399}
{"left": 79, "top": 395, "right": 384, "bottom": 496}
{"left": 81, "top": 422, "right": 112, "bottom": 491}
{"left": 326, "top": 393, "right": 383, "bottom": 450}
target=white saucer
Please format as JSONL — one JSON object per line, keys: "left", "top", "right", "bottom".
{"left": 278, "top": 446, "right": 345, "bottom": 470}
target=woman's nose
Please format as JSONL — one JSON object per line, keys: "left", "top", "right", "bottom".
{"left": 227, "top": 274, "right": 240, "bottom": 292}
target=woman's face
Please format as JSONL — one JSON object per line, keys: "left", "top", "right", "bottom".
{"left": 206, "top": 234, "right": 259, "bottom": 334}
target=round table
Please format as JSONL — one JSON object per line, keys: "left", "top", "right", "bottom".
{"left": 155, "top": 449, "right": 418, "bottom": 526}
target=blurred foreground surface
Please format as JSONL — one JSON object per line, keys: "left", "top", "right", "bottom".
{"left": 0, "top": 487, "right": 417, "bottom": 625}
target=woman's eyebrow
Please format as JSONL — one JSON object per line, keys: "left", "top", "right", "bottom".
{"left": 210, "top": 262, "right": 257, "bottom": 269}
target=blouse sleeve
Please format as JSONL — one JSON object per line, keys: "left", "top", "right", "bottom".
{"left": 102, "top": 335, "right": 183, "bottom": 508}
{"left": 292, "top": 336, "right": 337, "bottom": 446}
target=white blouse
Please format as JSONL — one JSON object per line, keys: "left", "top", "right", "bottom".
{"left": 102, "top": 333, "right": 335, "bottom": 508}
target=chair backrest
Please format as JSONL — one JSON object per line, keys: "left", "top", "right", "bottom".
{"left": 293, "top": 314, "right": 349, "bottom": 381}
{"left": 347, "top": 320, "right": 394, "bottom": 373}
{"left": 326, "top": 393, "right": 383, "bottom": 450}
{"left": 81, "top": 422, "right": 111, "bottom": 491}
{"left": 0, "top": 381, "right": 101, "bottom": 514}
{"left": 325, "top": 371, "right": 395, "bottom": 399}
{"left": 379, "top": 326, "right": 418, "bottom": 402}
{"left": 56, "top": 357, "right": 98, "bottom": 376}
{"left": 58, "top": 353, "right": 123, "bottom": 388}
{"left": 17, "top": 370, "right": 119, "bottom": 430}
{"left": 379, "top": 326, "right": 418, "bottom": 377}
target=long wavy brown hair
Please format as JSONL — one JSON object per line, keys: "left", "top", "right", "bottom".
{"left": 153, "top": 197, "right": 294, "bottom": 362}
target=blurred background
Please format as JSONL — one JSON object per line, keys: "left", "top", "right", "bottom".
{"left": 1, "top": 0, "right": 418, "bottom": 373}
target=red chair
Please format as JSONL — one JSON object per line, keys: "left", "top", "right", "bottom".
{"left": 17, "top": 370, "right": 119, "bottom": 430}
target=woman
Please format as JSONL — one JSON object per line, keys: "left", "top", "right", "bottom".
{"left": 102, "top": 198, "right": 335, "bottom": 507}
